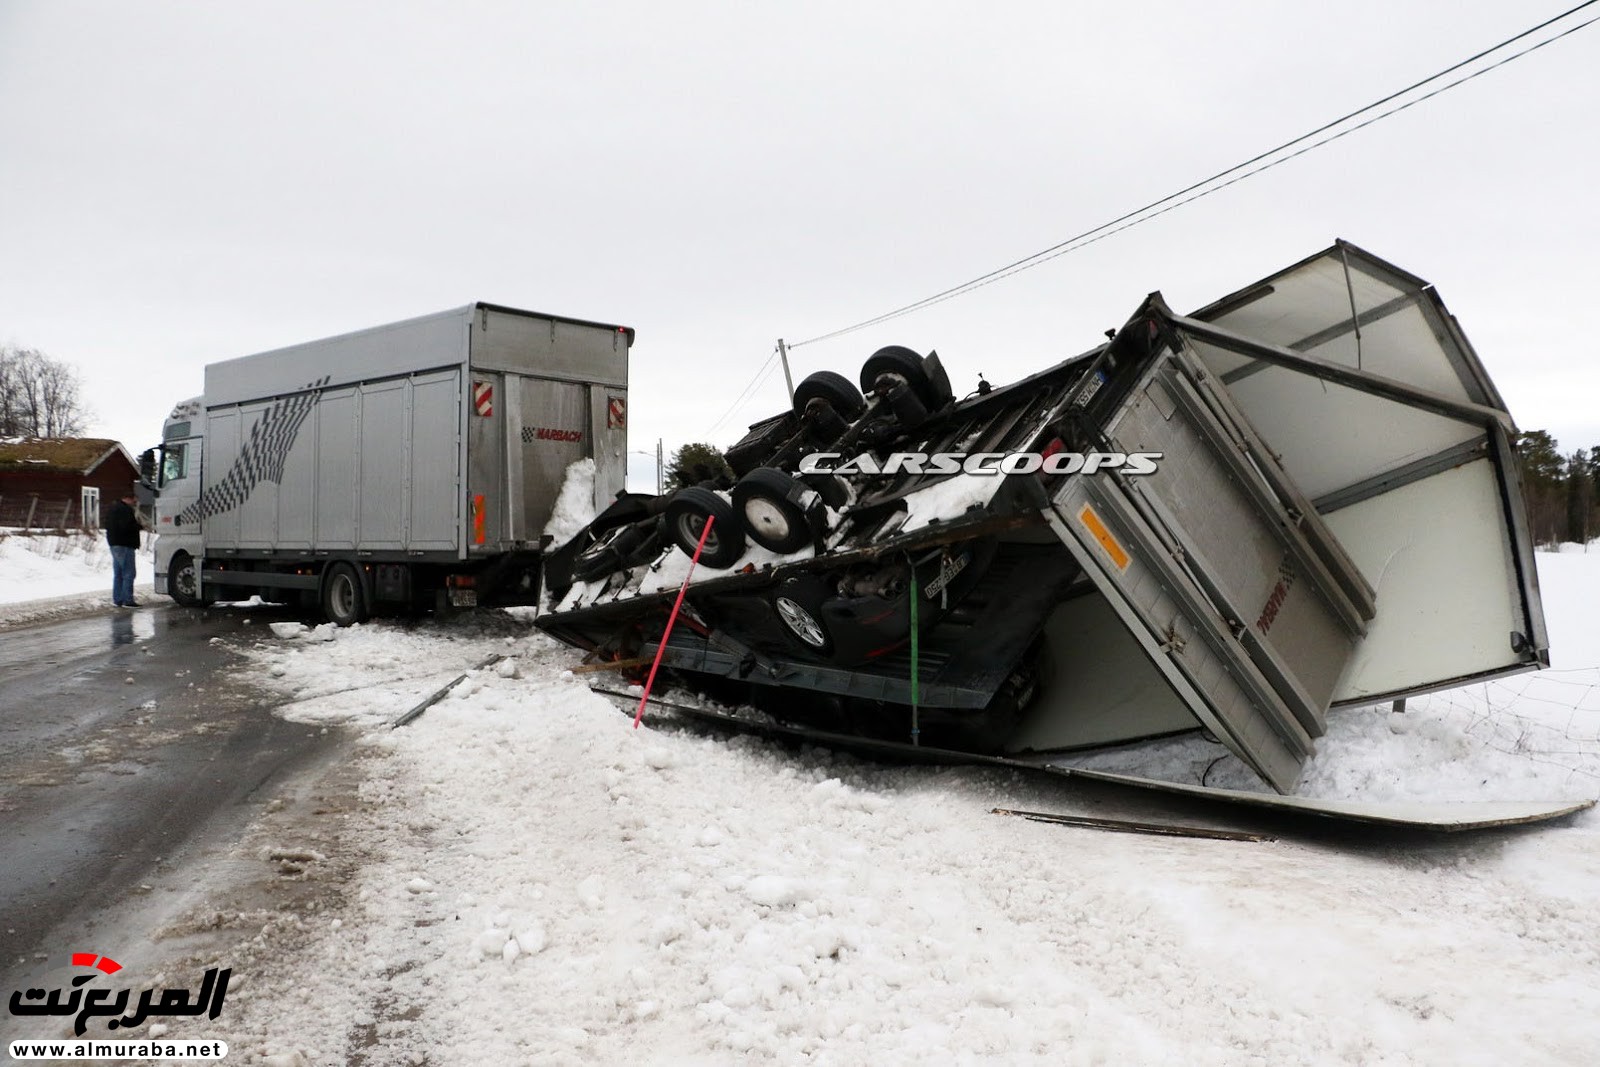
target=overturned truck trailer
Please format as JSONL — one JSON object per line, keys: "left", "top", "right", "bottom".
{"left": 537, "top": 242, "right": 1547, "bottom": 794}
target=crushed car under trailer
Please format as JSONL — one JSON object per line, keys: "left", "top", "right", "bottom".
{"left": 538, "top": 241, "right": 1553, "bottom": 800}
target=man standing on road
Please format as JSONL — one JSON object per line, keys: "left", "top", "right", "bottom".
{"left": 106, "top": 490, "right": 143, "bottom": 607}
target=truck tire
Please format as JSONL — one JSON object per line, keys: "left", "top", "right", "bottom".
{"left": 169, "top": 551, "right": 205, "bottom": 608}
{"left": 322, "top": 562, "right": 369, "bottom": 626}
{"left": 859, "top": 346, "right": 929, "bottom": 401}
{"left": 793, "top": 370, "right": 865, "bottom": 420}
{"left": 664, "top": 488, "right": 745, "bottom": 569}
{"left": 859, "top": 346, "right": 954, "bottom": 411}
{"left": 732, "top": 468, "right": 817, "bottom": 554}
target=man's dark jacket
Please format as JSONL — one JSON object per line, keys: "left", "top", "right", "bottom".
{"left": 106, "top": 500, "right": 141, "bottom": 549}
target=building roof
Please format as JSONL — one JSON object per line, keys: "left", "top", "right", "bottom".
{"left": 0, "top": 437, "right": 135, "bottom": 475}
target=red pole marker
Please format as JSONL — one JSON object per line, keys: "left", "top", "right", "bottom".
{"left": 635, "top": 513, "right": 715, "bottom": 728}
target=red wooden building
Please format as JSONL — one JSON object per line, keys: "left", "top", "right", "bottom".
{"left": 0, "top": 438, "right": 140, "bottom": 530}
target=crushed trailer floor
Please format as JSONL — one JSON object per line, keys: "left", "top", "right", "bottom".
{"left": 595, "top": 687, "right": 1593, "bottom": 833}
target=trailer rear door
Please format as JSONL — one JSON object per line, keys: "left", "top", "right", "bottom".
{"left": 1042, "top": 334, "right": 1376, "bottom": 793}
{"left": 1185, "top": 241, "right": 1547, "bottom": 703}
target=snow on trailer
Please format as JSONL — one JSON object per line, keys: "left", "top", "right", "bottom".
{"left": 538, "top": 241, "right": 1549, "bottom": 798}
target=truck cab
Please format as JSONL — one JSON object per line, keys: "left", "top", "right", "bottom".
{"left": 149, "top": 398, "right": 206, "bottom": 603}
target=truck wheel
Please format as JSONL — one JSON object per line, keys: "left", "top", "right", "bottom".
{"left": 169, "top": 551, "right": 204, "bottom": 608}
{"left": 860, "top": 346, "right": 931, "bottom": 403}
{"left": 732, "top": 468, "right": 816, "bottom": 554}
{"left": 772, "top": 576, "right": 833, "bottom": 655}
{"left": 793, "top": 370, "right": 865, "bottom": 420}
{"left": 664, "top": 488, "right": 746, "bottom": 569}
{"left": 322, "top": 562, "right": 369, "bottom": 626}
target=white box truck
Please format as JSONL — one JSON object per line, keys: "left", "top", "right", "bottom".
{"left": 147, "top": 303, "right": 633, "bottom": 622}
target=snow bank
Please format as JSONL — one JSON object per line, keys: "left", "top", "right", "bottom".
{"left": 149, "top": 551, "right": 1600, "bottom": 1063}
{"left": 0, "top": 531, "right": 156, "bottom": 623}
{"left": 0, "top": 530, "right": 117, "bottom": 602}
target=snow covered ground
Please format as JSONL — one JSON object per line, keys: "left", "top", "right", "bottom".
{"left": 0, "top": 530, "right": 156, "bottom": 624}
{"left": 7, "top": 541, "right": 1597, "bottom": 1063}
{"left": 26, "top": 548, "right": 1581, "bottom": 1065}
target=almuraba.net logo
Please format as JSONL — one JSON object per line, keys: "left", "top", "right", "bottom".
{"left": 8, "top": 952, "right": 230, "bottom": 1036}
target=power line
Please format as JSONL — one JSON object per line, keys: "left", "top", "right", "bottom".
{"left": 788, "top": 1, "right": 1599, "bottom": 350}
{"left": 703, "top": 346, "right": 781, "bottom": 438}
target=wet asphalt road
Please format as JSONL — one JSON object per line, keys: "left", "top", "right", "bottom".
{"left": 0, "top": 604, "right": 338, "bottom": 988}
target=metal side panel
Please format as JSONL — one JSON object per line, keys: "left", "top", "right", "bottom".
{"left": 614, "top": 690, "right": 1593, "bottom": 831}
{"left": 200, "top": 408, "right": 242, "bottom": 549}
{"left": 357, "top": 379, "right": 408, "bottom": 549}
{"left": 590, "top": 386, "right": 628, "bottom": 515}
{"left": 275, "top": 398, "right": 316, "bottom": 549}
{"left": 1324, "top": 453, "right": 1544, "bottom": 703}
{"left": 1006, "top": 591, "right": 1201, "bottom": 753}
{"left": 1178, "top": 305, "right": 1547, "bottom": 702}
{"left": 518, "top": 377, "right": 592, "bottom": 537}
{"left": 1100, "top": 354, "right": 1367, "bottom": 732}
{"left": 312, "top": 388, "right": 358, "bottom": 549}
{"left": 465, "top": 371, "right": 506, "bottom": 554}
{"left": 1042, "top": 483, "right": 1312, "bottom": 794}
{"left": 471, "top": 306, "right": 629, "bottom": 388}
{"left": 234, "top": 401, "right": 278, "bottom": 548}
{"left": 1059, "top": 769, "right": 1592, "bottom": 831}
{"left": 1190, "top": 241, "right": 1501, "bottom": 409}
{"left": 408, "top": 369, "right": 463, "bottom": 552}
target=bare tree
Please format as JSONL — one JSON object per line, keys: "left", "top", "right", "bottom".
{"left": 0, "top": 344, "right": 90, "bottom": 437}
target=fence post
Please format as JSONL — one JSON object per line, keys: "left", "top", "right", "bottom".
{"left": 24, "top": 495, "right": 38, "bottom": 530}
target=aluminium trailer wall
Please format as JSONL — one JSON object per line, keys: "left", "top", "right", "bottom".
{"left": 1010, "top": 244, "right": 1545, "bottom": 792}
{"left": 195, "top": 304, "right": 631, "bottom": 560}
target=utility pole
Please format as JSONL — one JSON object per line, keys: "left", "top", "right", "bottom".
{"left": 778, "top": 338, "right": 795, "bottom": 404}
{"left": 655, "top": 437, "right": 664, "bottom": 496}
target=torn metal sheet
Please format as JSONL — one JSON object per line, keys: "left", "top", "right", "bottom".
{"left": 596, "top": 688, "right": 1593, "bottom": 833}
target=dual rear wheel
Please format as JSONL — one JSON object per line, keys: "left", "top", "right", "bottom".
{"left": 664, "top": 468, "right": 821, "bottom": 567}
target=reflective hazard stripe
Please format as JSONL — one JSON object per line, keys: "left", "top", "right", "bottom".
{"left": 1078, "top": 504, "right": 1130, "bottom": 571}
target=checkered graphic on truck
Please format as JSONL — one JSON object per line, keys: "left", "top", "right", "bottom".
{"left": 178, "top": 377, "right": 328, "bottom": 524}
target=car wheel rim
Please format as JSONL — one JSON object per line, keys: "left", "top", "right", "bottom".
{"left": 743, "top": 496, "right": 791, "bottom": 541}
{"left": 333, "top": 576, "right": 353, "bottom": 617}
{"left": 775, "top": 596, "right": 827, "bottom": 648}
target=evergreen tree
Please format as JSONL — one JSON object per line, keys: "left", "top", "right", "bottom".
{"left": 665, "top": 442, "right": 733, "bottom": 492}
{"left": 1513, "top": 430, "right": 1567, "bottom": 546}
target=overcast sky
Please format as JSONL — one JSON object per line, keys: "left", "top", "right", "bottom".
{"left": 2, "top": 1, "right": 1596, "bottom": 486}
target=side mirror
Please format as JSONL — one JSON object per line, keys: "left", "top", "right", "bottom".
{"left": 139, "top": 447, "right": 158, "bottom": 486}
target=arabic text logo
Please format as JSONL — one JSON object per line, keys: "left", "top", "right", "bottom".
{"left": 7, "top": 953, "right": 231, "bottom": 1037}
